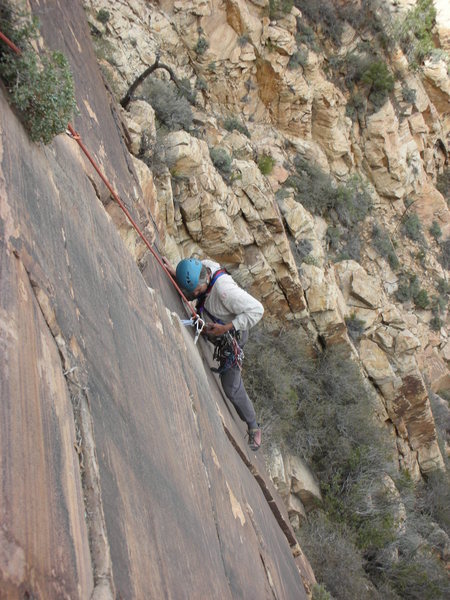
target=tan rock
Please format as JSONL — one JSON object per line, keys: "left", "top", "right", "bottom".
{"left": 334, "top": 260, "right": 363, "bottom": 301}
{"left": 311, "top": 82, "right": 352, "bottom": 170}
{"left": 277, "top": 195, "right": 324, "bottom": 262}
{"left": 164, "top": 131, "right": 207, "bottom": 175}
{"left": 381, "top": 305, "right": 406, "bottom": 329}
{"left": 221, "top": 131, "right": 254, "bottom": 161}
{"left": 395, "top": 330, "right": 421, "bottom": 355}
{"left": 408, "top": 112, "right": 428, "bottom": 135}
{"left": 286, "top": 455, "right": 322, "bottom": 512}
{"left": 396, "top": 437, "right": 422, "bottom": 482}
{"left": 286, "top": 494, "right": 307, "bottom": 530}
{"left": 175, "top": 0, "right": 212, "bottom": 17}
{"left": 373, "top": 326, "right": 395, "bottom": 352}
{"left": 360, "top": 339, "right": 396, "bottom": 383}
{"left": 262, "top": 24, "right": 296, "bottom": 56}
{"left": 417, "top": 442, "right": 446, "bottom": 473}
{"left": 422, "top": 58, "right": 450, "bottom": 118}
{"left": 225, "top": 0, "right": 264, "bottom": 45}
{"left": 351, "top": 270, "right": 383, "bottom": 309}
{"left": 442, "top": 341, "right": 450, "bottom": 362}
{"left": 267, "top": 447, "right": 290, "bottom": 499}
{"left": 131, "top": 155, "right": 160, "bottom": 232}
{"left": 413, "top": 181, "right": 450, "bottom": 238}
{"left": 435, "top": 0, "right": 450, "bottom": 51}
{"left": 154, "top": 171, "right": 176, "bottom": 236}
{"left": 287, "top": 138, "right": 330, "bottom": 172}
{"left": 417, "top": 346, "right": 450, "bottom": 393}
{"left": 364, "top": 102, "right": 407, "bottom": 199}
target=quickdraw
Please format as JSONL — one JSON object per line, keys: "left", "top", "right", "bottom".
{"left": 181, "top": 315, "right": 205, "bottom": 344}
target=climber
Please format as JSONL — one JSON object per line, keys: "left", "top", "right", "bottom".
{"left": 163, "top": 256, "right": 263, "bottom": 451}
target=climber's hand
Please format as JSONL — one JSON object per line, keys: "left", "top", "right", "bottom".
{"left": 205, "top": 322, "right": 234, "bottom": 336}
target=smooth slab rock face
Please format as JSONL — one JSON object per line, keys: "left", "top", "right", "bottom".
{"left": 0, "top": 253, "right": 94, "bottom": 600}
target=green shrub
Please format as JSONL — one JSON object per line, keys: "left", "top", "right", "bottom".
{"left": 0, "top": 5, "right": 77, "bottom": 144}
{"left": 96, "top": 8, "right": 110, "bottom": 24}
{"left": 436, "top": 278, "right": 450, "bottom": 296}
{"left": 245, "top": 330, "right": 387, "bottom": 476}
{"left": 326, "top": 226, "right": 341, "bottom": 251}
{"left": 295, "top": 19, "right": 319, "bottom": 52}
{"left": 402, "top": 212, "right": 424, "bottom": 243}
{"left": 284, "top": 159, "right": 371, "bottom": 263}
{"left": 288, "top": 49, "right": 308, "bottom": 69}
{"left": 429, "top": 220, "right": 442, "bottom": 240}
{"left": 346, "top": 91, "right": 366, "bottom": 122}
{"left": 396, "top": 272, "right": 420, "bottom": 303}
{"left": 298, "top": 513, "right": 377, "bottom": 600}
{"left": 397, "top": 0, "right": 437, "bottom": 68}
{"left": 237, "top": 33, "right": 250, "bottom": 47}
{"left": 414, "top": 288, "right": 430, "bottom": 309}
{"left": 385, "top": 552, "right": 449, "bottom": 600}
{"left": 195, "top": 37, "right": 209, "bottom": 55}
{"left": 431, "top": 293, "right": 447, "bottom": 316}
{"left": 223, "top": 116, "right": 250, "bottom": 138}
{"left": 294, "top": 0, "right": 343, "bottom": 46}
{"left": 361, "top": 60, "right": 394, "bottom": 108}
{"left": 209, "top": 147, "right": 232, "bottom": 179}
{"left": 436, "top": 168, "right": 449, "bottom": 203}
{"left": 401, "top": 85, "right": 417, "bottom": 104}
{"left": 291, "top": 238, "right": 314, "bottom": 268}
{"left": 195, "top": 77, "right": 207, "bottom": 91}
{"left": 430, "top": 314, "right": 443, "bottom": 331}
{"left": 395, "top": 272, "right": 429, "bottom": 308}
{"left": 417, "top": 468, "right": 450, "bottom": 533}
{"left": 246, "top": 327, "right": 450, "bottom": 599}
{"left": 286, "top": 158, "right": 372, "bottom": 227}
{"left": 139, "top": 78, "right": 193, "bottom": 132}
{"left": 372, "top": 224, "right": 400, "bottom": 270}
{"left": 345, "top": 313, "right": 365, "bottom": 343}
{"left": 439, "top": 238, "right": 450, "bottom": 270}
{"left": 258, "top": 154, "right": 275, "bottom": 175}
{"left": 269, "top": 0, "right": 294, "bottom": 20}
{"left": 334, "top": 176, "right": 372, "bottom": 228}
{"left": 311, "top": 583, "right": 332, "bottom": 600}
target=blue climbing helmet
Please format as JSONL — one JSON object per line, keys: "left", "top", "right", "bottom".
{"left": 176, "top": 258, "right": 203, "bottom": 292}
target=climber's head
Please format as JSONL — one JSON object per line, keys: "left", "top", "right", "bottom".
{"left": 176, "top": 258, "right": 209, "bottom": 298}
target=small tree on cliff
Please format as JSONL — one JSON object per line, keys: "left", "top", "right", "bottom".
{"left": 0, "top": 3, "right": 77, "bottom": 144}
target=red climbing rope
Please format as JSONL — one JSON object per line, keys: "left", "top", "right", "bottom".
{"left": 0, "top": 31, "right": 21, "bottom": 54}
{"left": 0, "top": 29, "right": 198, "bottom": 320}
{"left": 65, "top": 125, "right": 196, "bottom": 316}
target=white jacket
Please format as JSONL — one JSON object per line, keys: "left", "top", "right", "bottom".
{"left": 201, "top": 260, "right": 264, "bottom": 331}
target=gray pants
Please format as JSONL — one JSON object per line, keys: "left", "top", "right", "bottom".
{"left": 219, "top": 331, "right": 258, "bottom": 430}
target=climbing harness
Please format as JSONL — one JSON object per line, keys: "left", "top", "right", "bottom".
{"left": 210, "top": 332, "right": 244, "bottom": 374}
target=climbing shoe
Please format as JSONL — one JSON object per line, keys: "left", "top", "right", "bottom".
{"left": 248, "top": 427, "right": 261, "bottom": 452}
